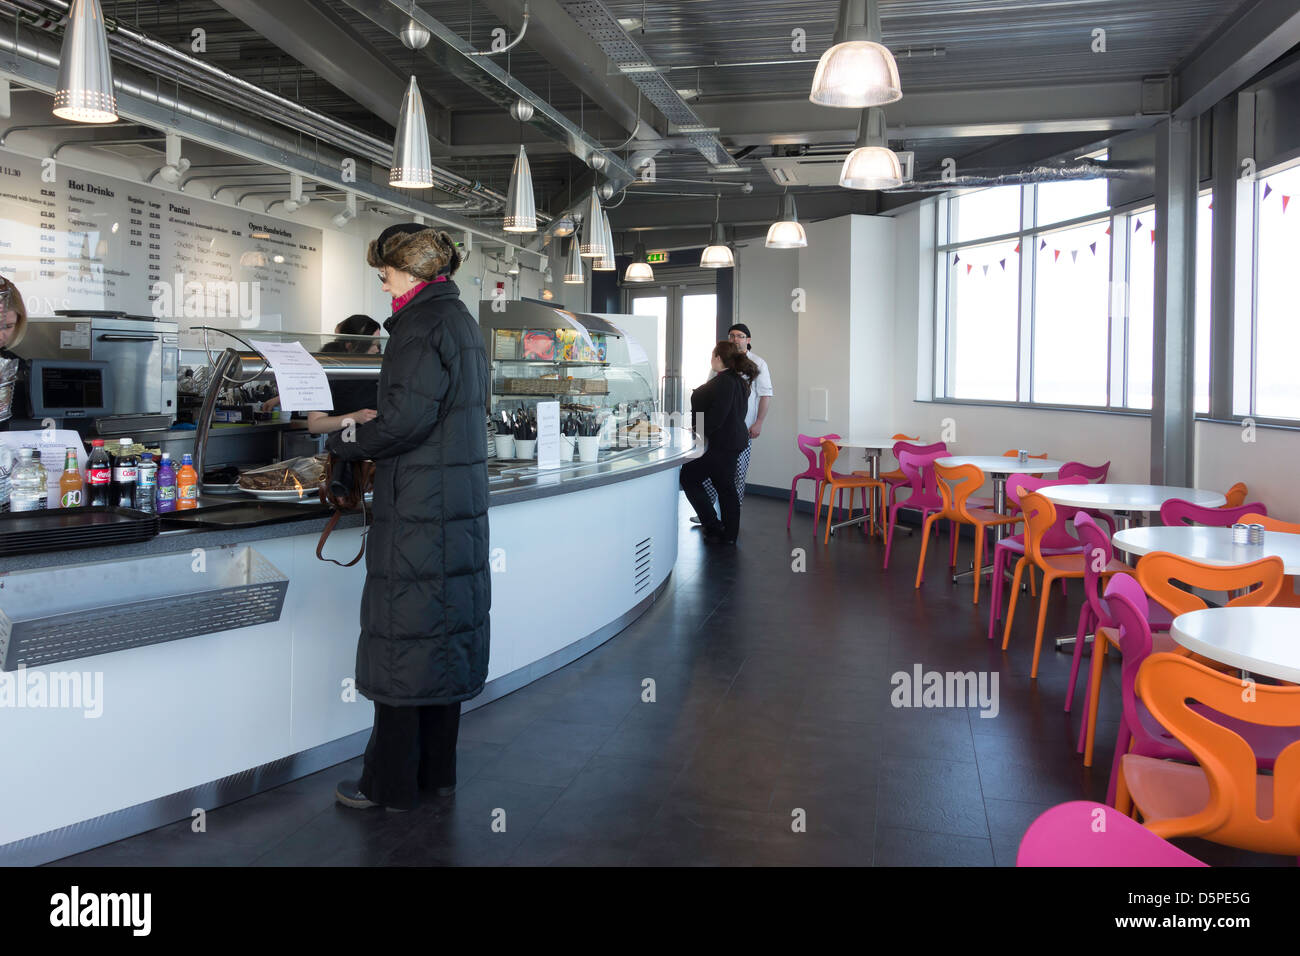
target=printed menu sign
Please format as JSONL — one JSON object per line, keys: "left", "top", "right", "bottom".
{"left": 0, "top": 150, "right": 322, "bottom": 328}
{"left": 251, "top": 340, "right": 333, "bottom": 412}
{"left": 536, "top": 401, "right": 560, "bottom": 470}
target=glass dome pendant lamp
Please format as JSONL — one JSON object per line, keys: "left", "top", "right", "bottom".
{"left": 809, "top": 0, "right": 902, "bottom": 109}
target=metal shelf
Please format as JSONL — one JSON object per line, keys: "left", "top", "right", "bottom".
{"left": 492, "top": 359, "right": 610, "bottom": 366}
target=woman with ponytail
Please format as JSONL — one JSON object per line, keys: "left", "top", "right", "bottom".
{"left": 329, "top": 223, "right": 491, "bottom": 812}
{"left": 679, "top": 340, "right": 757, "bottom": 544}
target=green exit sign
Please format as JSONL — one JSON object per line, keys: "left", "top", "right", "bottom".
{"left": 645, "top": 251, "right": 669, "bottom": 264}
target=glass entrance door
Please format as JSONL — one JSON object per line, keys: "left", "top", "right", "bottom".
{"left": 627, "top": 285, "right": 718, "bottom": 415}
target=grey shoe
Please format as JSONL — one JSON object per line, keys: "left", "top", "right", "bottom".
{"left": 335, "top": 778, "right": 412, "bottom": 812}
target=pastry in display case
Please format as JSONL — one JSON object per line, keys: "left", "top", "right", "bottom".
{"left": 480, "top": 299, "right": 659, "bottom": 467}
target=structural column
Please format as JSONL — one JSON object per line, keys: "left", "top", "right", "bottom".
{"left": 1150, "top": 118, "right": 1198, "bottom": 485}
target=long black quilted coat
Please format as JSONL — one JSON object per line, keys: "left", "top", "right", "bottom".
{"left": 326, "top": 279, "right": 491, "bottom": 706}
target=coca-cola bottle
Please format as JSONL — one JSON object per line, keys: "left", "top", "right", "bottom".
{"left": 86, "top": 439, "right": 112, "bottom": 507}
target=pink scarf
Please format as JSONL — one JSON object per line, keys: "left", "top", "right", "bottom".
{"left": 390, "top": 275, "right": 448, "bottom": 313}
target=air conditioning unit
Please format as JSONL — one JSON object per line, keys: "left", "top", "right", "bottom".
{"left": 761, "top": 151, "right": 914, "bottom": 188}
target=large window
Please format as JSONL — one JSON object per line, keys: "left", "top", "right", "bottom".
{"left": 935, "top": 169, "right": 1157, "bottom": 410}
{"left": 1248, "top": 162, "right": 1300, "bottom": 420}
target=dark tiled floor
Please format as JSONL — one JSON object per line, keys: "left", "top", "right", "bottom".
{"left": 51, "top": 495, "right": 1291, "bottom": 867}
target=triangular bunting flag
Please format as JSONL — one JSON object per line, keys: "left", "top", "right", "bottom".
{"left": 1089, "top": 241, "right": 1097, "bottom": 255}
{"left": 1071, "top": 250, "right": 1078, "bottom": 263}
{"left": 1105, "top": 226, "right": 1111, "bottom": 236}
{"left": 966, "top": 263, "right": 972, "bottom": 275}
{"left": 1053, "top": 249, "right": 1061, "bottom": 262}
{"left": 953, "top": 254, "right": 960, "bottom": 264}
{"left": 1208, "top": 201, "right": 1213, "bottom": 210}
{"left": 1150, "top": 229, "right": 1156, "bottom": 244}
{"left": 982, "top": 264, "right": 989, "bottom": 276}
{"left": 1134, "top": 218, "right": 1143, "bottom": 232}
{"left": 1040, "top": 239, "right": 1047, "bottom": 250}
{"left": 1014, "top": 243, "right": 1020, "bottom": 254}
{"left": 1284, "top": 195, "right": 1292, "bottom": 212}
{"left": 999, "top": 259, "right": 1007, "bottom": 270}
{"left": 1264, "top": 183, "right": 1273, "bottom": 200}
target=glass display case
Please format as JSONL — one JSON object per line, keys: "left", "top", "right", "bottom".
{"left": 479, "top": 299, "right": 660, "bottom": 462}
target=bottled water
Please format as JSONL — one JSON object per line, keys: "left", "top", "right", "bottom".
{"left": 10, "top": 447, "right": 48, "bottom": 512}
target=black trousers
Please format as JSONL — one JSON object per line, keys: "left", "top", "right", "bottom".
{"left": 358, "top": 701, "right": 461, "bottom": 810}
{"left": 680, "top": 444, "right": 742, "bottom": 540}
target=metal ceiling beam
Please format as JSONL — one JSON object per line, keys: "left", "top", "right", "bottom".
{"left": 607, "top": 190, "right": 877, "bottom": 232}
{"left": 337, "top": 0, "right": 634, "bottom": 187}
{"left": 1173, "top": 0, "right": 1300, "bottom": 119}
{"left": 209, "top": 0, "right": 447, "bottom": 141}
{"left": 691, "top": 82, "right": 1159, "bottom": 145}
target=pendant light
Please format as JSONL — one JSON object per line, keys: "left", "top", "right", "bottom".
{"left": 593, "top": 212, "right": 617, "bottom": 271}
{"left": 53, "top": 0, "right": 118, "bottom": 123}
{"left": 809, "top": 0, "right": 901, "bottom": 109}
{"left": 579, "top": 190, "right": 606, "bottom": 258}
{"left": 541, "top": 265, "right": 555, "bottom": 299}
{"left": 390, "top": 76, "right": 434, "bottom": 188}
{"left": 503, "top": 146, "right": 538, "bottom": 232}
{"left": 700, "top": 195, "right": 734, "bottom": 269}
{"left": 765, "top": 193, "right": 807, "bottom": 249}
{"left": 839, "top": 107, "right": 902, "bottom": 190}
{"left": 625, "top": 241, "right": 654, "bottom": 283}
{"left": 563, "top": 237, "right": 585, "bottom": 284}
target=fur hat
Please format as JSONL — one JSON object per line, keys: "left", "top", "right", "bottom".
{"left": 367, "top": 224, "right": 462, "bottom": 281}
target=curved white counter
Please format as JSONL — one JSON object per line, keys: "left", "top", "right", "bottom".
{"left": 0, "top": 429, "right": 699, "bottom": 863}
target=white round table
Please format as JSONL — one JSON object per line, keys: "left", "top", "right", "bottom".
{"left": 1039, "top": 484, "right": 1226, "bottom": 530}
{"left": 826, "top": 439, "right": 927, "bottom": 535}
{"left": 1171, "top": 607, "right": 1300, "bottom": 683}
{"left": 935, "top": 456, "right": 1067, "bottom": 517}
{"left": 1113, "top": 526, "right": 1300, "bottom": 574}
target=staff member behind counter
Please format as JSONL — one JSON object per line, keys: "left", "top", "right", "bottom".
{"left": 261, "top": 314, "right": 382, "bottom": 433}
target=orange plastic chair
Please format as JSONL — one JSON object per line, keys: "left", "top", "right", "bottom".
{"left": 915, "top": 462, "right": 1022, "bottom": 605}
{"left": 1241, "top": 512, "right": 1300, "bottom": 608}
{"left": 1120, "top": 653, "right": 1300, "bottom": 856}
{"left": 1222, "top": 482, "right": 1248, "bottom": 508}
{"left": 1002, "top": 490, "right": 1128, "bottom": 678}
{"left": 816, "top": 440, "right": 885, "bottom": 544}
{"left": 1135, "top": 551, "right": 1284, "bottom": 619}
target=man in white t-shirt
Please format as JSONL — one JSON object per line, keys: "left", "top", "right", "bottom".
{"left": 694, "top": 322, "right": 773, "bottom": 525}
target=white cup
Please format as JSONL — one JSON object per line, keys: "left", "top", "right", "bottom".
{"left": 577, "top": 436, "right": 601, "bottom": 463}
{"left": 561, "top": 434, "right": 576, "bottom": 460}
{"left": 494, "top": 434, "right": 515, "bottom": 459}
{"left": 515, "top": 439, "right": 537, "bottom": 459}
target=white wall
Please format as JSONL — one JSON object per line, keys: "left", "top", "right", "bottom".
{"left": 735, "top": 239, "right": 799, "bottom": 492}
{"left": 1196, "top": 422, "right": 1300, "bottom": 522}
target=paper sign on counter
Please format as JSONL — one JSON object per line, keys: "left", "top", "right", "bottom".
{"left": 536, "top": 401, "right": 560, "bottom": 470}
{"left": 251, "top": 340, "right": 333, "bottom": 412}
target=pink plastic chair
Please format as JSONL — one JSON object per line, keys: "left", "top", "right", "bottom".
{"left": 1065, "top": 512, "right": 1174, "bottom": 717}
{"left": 789, "top": 433, "right": 841, "bottom": 530}
{"left": 985, "top": 473, "right": 1088, "bottom": 642}
{"left": 1016, "top": 801, "right": 1205, "bottom": 867}
{"left": 1058, "top": 460, "right": 1116, "bottom": 534}
{"left": 882, "top": 448, "right": 947, "bottom": 570}
{"left": 1102, "top": 575, "right": 1300, "bottom": 808}
{"left": 883, "top": 440, "right": 947, "bottom": 512}
{"left": 1160, "top": 498, "right": 1268, "bottom": 527}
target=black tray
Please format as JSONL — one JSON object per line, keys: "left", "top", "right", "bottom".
{"left": 0, "top": 506, "right": 159, "bottom": 557}
{"left": 158, "top": 500, "right": 330, "bottom": 529}
{"left": 53, "top": 309, "right": 126, "bottom": 318}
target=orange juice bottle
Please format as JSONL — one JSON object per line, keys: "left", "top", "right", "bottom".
{"left": 176, "top": 453, "right": 199, "bottom": 510}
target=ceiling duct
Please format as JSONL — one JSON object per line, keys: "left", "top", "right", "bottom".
{"left": 557, "top": 0, "right": 736, "bottom": 169}
{"left": 888, "top": 158, "right": 1152, "bottom": 192}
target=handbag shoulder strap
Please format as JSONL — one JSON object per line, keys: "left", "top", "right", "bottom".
{"left": 316, "top": 500, "right": 369, "bottom": 567}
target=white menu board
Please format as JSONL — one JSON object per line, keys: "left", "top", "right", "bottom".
{"left": 0, "top": 150, "right": 321, "bottom": 327}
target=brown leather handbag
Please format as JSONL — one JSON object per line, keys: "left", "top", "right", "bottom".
{"left": 316, "top": 453, "right": 376, "bottom": 567}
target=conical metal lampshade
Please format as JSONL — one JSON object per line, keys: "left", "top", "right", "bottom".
{"left": 54, "top": 0, "right": 118, "bottom": 123}
{"left": 563, "top": 238, "right": 585, "bottom": 284}
{"left": 390, "top": 76, "right": 434, "bottom": 188}
{"left": 503, "top": 145, "right": 538, "bottom": 233}
{"left": 594, "top": 212, "right": 617, "bottom": 270}
{"left": 579, "top": 190, "right": 606, "bottom": 258}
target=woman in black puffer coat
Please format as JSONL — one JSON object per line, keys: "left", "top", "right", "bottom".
{"left": 329, "top": 223, "right": 491, "bottom": 812}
